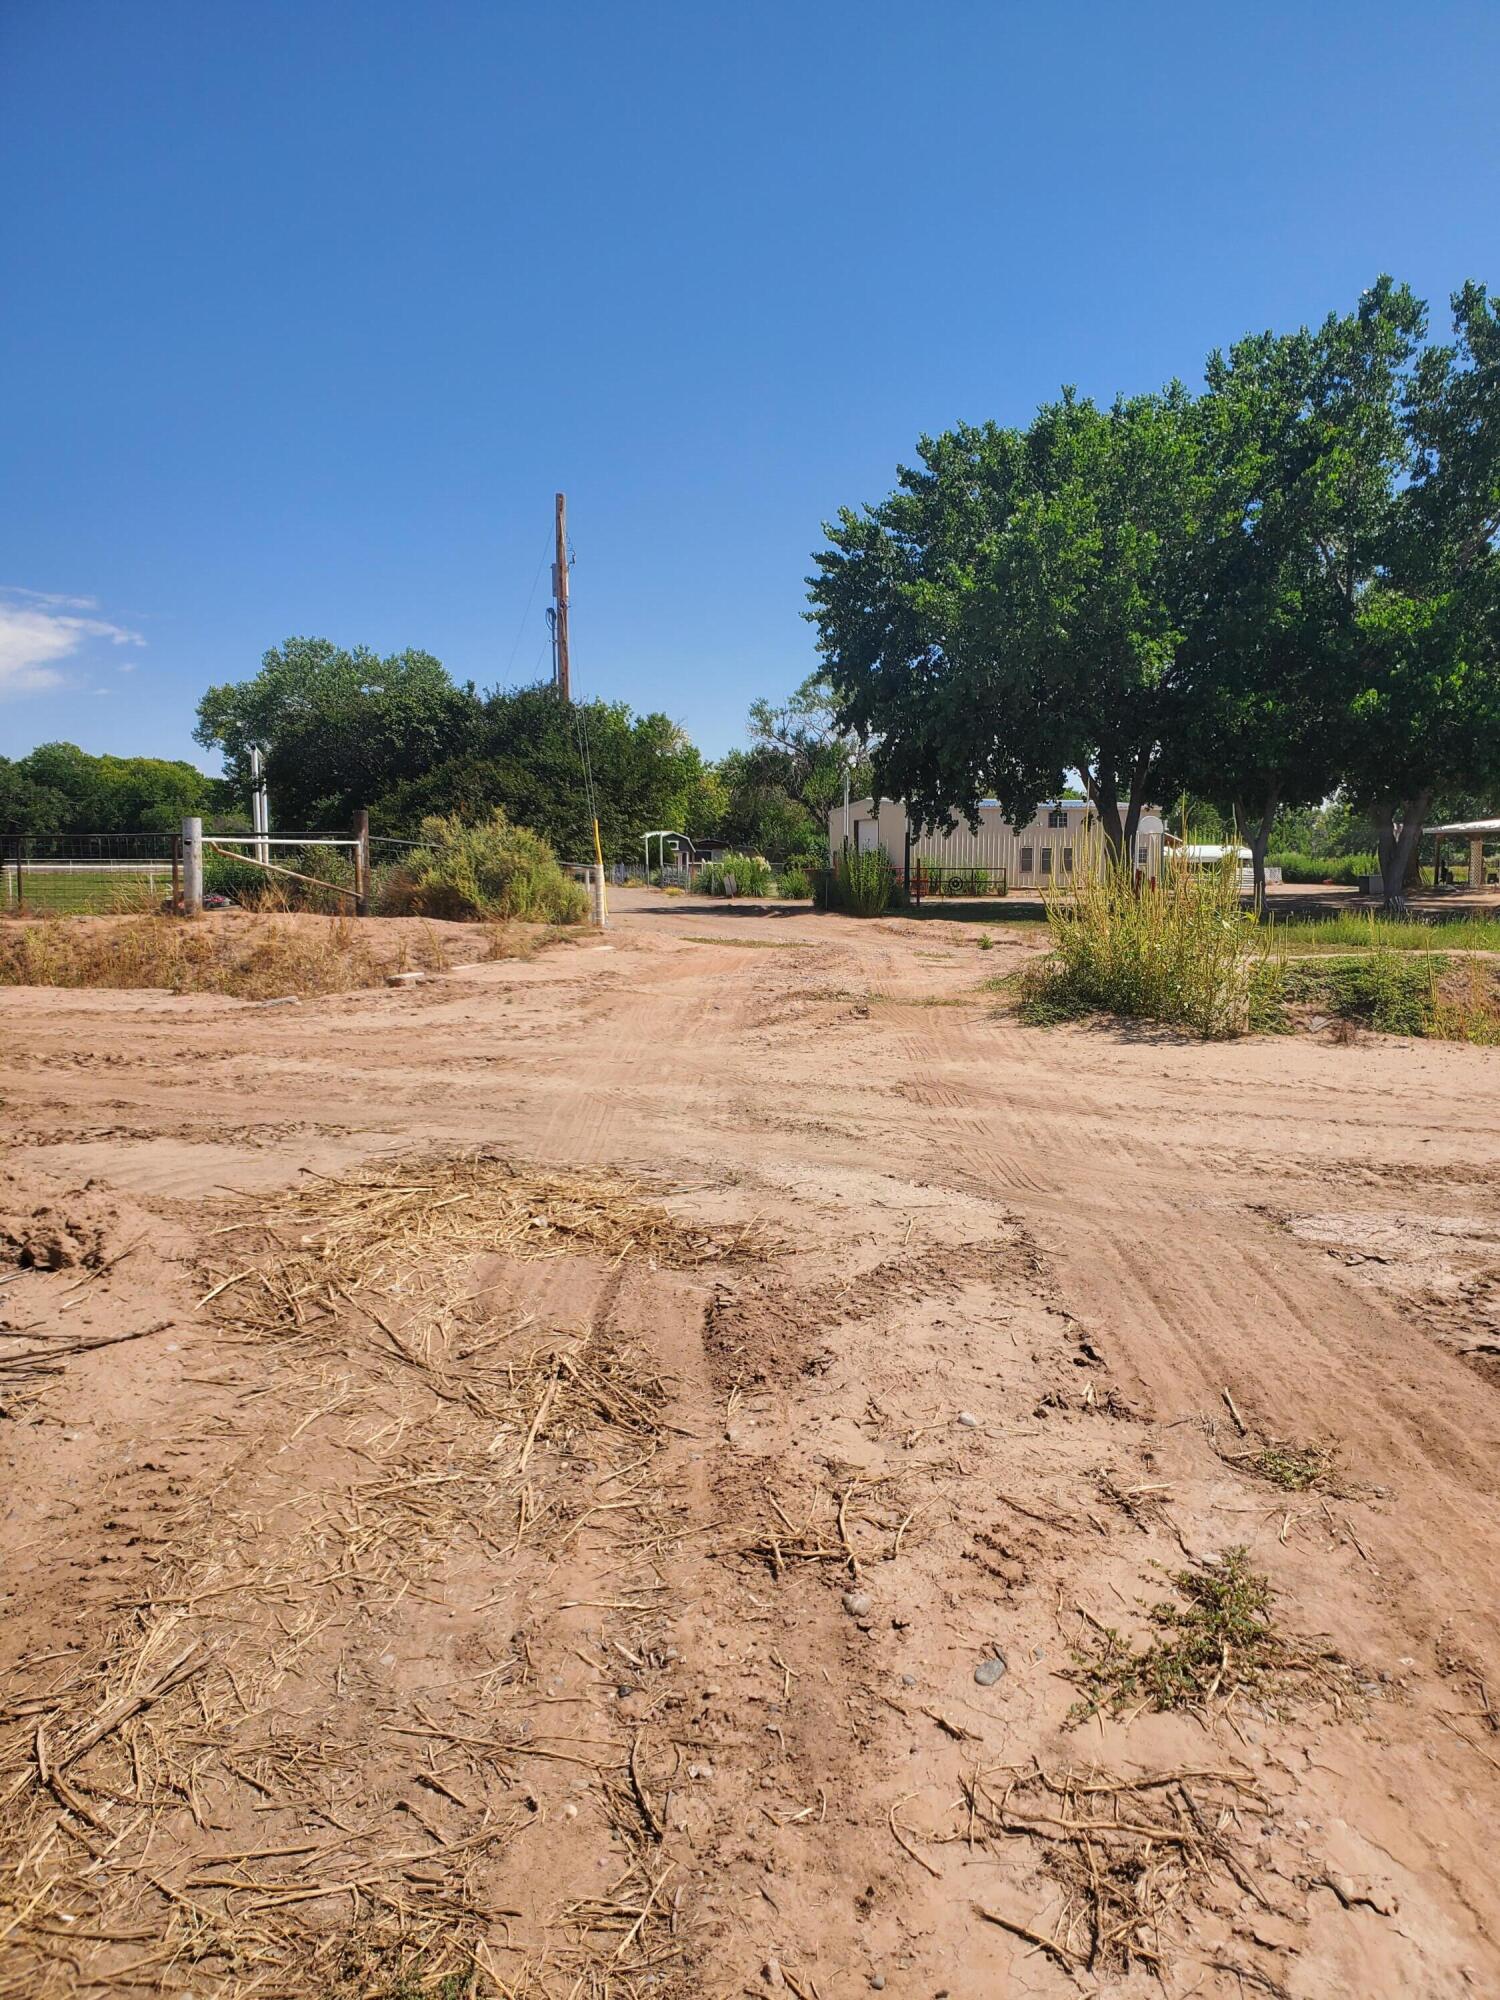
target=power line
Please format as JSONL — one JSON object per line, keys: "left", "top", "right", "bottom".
{"left": 501, "top": 534, "right": 553, "bottom": 684}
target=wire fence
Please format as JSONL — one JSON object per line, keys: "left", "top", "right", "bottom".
{"left": 3, "top": 830, "right": 367, "bottom": 917}
{"left": 3, "top": 832, "right": 182, "bottom": 916}
{"left": 5, "top": 828, "right": 625, "bottom": 917}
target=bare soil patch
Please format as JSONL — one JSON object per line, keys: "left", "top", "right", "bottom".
{"left": 2, "top": 887, "right": 1499, "bottom": 1997}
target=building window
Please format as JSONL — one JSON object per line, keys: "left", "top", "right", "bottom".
{"left": 1040, "top": 847, "right": 1053, "bottom": 875}
{"left": 1019, "top": 845, "right": 1034, "bottom": 874}
{"left": 1137, "top": 843, "right": 1149, "bottom": 865}
{"left": 1062, "top": 847, "right": 1074, "bottom": 874}
{"left": 1047, "top": 808, "right": 1068, "bottom": 828}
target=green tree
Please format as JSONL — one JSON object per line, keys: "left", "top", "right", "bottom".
{"left": 1344, "top": 281, "right": 1500, "bottom": 898}
{"left": 0, "top": 756, "right": 70, "bottom": 836}
{"left": 809, "top": 278, "right": 1500, "bottom": 902}
{"left": 712, "top": 746, "right": 820, "bottom": 858}
{"left": 375, "top": 683, "right": 720, "bottom": 864}
{"left": 195, "top": 638, "right": 481, "bottom": 828}
{"left": 1, "top": 744, "right": 216, "bottom": 835}
{"left": 808, "top": 388, "right": 1208, "bottom": 863}
{"left": 1167, "top": 280, "right": 1426, "bottom": 901}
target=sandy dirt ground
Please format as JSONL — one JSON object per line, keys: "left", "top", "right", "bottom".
{"left": 2, "top": 888, "right": 1499, "bottom": 1999}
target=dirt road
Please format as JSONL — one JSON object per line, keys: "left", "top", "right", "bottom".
{"left": 2, "top": 890, "right": 1498, "bottom": 1998}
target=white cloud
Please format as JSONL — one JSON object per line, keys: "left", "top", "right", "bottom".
{"left": 0, "top": 588, "right": 145, "bottom": 697}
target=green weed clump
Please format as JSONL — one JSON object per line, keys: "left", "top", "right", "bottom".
{"left": 1267, "top": 850, "right": 1377, "bottom": 886}
{"left": 777, "top": 862, "right": 814, "bottom": 899}
{"left": 379, "top": 811, "right": 588, "bottom": 925}
{"left": 1240, "top": 1438, "right": 1340, "bottom": 1492}
{"left": 1069, "top": 1549, "right": 1342, "bottom": 1720}
{"left": 1270, "top": 949, "right": 1500, "bottom": 1041}
{"left": 1277, "top": 949, "right": 1434, "bottom": 1035}
{"left": 832, "top": 845, "right": 897, "bottom": 917}
{"left": 1023, "top": 851, "right": 1279, "bottom": 1038}
{"left": 699, "top": 853, "right": 775, "bottom": 897}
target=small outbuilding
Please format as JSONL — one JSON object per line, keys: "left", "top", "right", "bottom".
{"left": 830, "top": 797, "right": 1165, "bottom": 892}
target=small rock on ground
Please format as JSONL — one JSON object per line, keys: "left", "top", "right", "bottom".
{"left": 973, "top": 1653, "right": 1008, "bottom": 1687}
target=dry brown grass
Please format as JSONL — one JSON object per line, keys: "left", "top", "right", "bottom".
{"left": 0, "top": 1153, "right": 764, "bottom": 1997}
{"left": 0, "top": 914, "right": 455, "bottom": 998}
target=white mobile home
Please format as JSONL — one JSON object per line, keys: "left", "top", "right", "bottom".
{"left": 829, "top": 798, "right": 1166, "bottom": 891}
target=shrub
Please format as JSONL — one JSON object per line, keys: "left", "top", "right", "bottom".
{"left": 1269, "top": 851, "right": 1377, "bottom": 887}
{"left": 777, "top": 863, "right": 813, "bottom": 899}
{"left": 201, "top": 842, "right": 359, "bottom": 914}
{"left": 1023, "top": 849, "right": 1279, "bottom": 1038}
{"left": 699, "top": 853, "right": 774, "bottom": 897}
{"left": 832, "top": 845, "right": 896, "bottom": 917}
{"left": 378, "top": 811, "right": 588, "bottom": 924}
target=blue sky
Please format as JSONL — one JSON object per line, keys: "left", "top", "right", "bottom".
{"left": 3, "top": 1, "right": 1498, "bottom": 773}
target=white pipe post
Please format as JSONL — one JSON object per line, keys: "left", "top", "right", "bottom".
{"left": 181, "top": 817, "right": 204, "bottom": 916}
{"left": 250, "top": 745, "right": 270, "bottom": 865}
{"left": 592, "top": 864, "right": 610, "bottom": 929}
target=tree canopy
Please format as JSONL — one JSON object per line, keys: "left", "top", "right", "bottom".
{"left": 374, "top": 684, "right": 723, "bottom": 863}
{"left": 195, "top": 638, "right": 481, "bottom": 830}
{"left": 809, "top": 276, "right": 1500, "bottom": 903}
{"left": 0, "top": 744, "right": 218, "bottom": 837}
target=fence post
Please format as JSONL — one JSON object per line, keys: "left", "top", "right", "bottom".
{"left": 181, "top": 817, "right": 203, "bottom": 916}
{"left": 171, "top": 834, "right": 182, "bottom": 914}
{"left": 6, "top": 830, "right": 21, "bottom": 916}
{"left": 591, "top": 864, "right": 610, "bottom": 930}
{"left": 353, "top": 809, "right": 370, "bottom": 917}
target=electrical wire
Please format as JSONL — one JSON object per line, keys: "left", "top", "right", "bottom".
{"left": 501, "top": 534, "right": 553, "bottom": 684}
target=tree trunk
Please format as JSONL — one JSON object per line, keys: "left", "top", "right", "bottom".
{"left": 1385, "top": 789, "right": 1432, "bottom": 910}
{"left": 1082, "top": 767, "right": 1126, "bottom": 866}
{"left": 1240, "top": 785, "right": 1280, "bottom": 913}
{"left": 1384, "top": 796, "right": 1408, "bottom": 900}
{"left": 1122, "top": 797, "right": 1143, "bottom": 871}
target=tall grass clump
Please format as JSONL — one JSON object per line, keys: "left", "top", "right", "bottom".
{"left": 777, "top": 862, "right": 813, "bottom": 899}
{"left": 1267, "top": 851, "right": 1377, "bottom": 887}
{"left": 1025, "top": 847, "right": 1279, "bottom": 1037}
{"left": 699, "top": 853, "right": 775, "bottom": 897}
{"left": 832, "top": 845, "right": 897, "bottom": 917}
{"left": 1269, "top": 910, "right": 1500, "bottom": 954}
{"left": 378, "top": 811, "right": 588, "bottom": 924}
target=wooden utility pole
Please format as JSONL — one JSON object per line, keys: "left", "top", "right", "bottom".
{"left": 552, "top": 491, "right": 571, "bottom": 701}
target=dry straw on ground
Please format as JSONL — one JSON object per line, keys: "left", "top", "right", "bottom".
{"left": 963, "top": 1762, "right": 1273, "bottom": 1978}
{"left": 0, "top": 1153, "right": 764, "bottom": 1998}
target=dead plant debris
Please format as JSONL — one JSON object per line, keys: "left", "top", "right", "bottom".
{"left": 207, "top": 1151, "right": 770, "bottom": 1303}
{"left": 965, "top": 1762, "right": 1274, "bottom": 1979}
{"left": 0, "top": 1152, "right": 740, "bottom": 1997}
